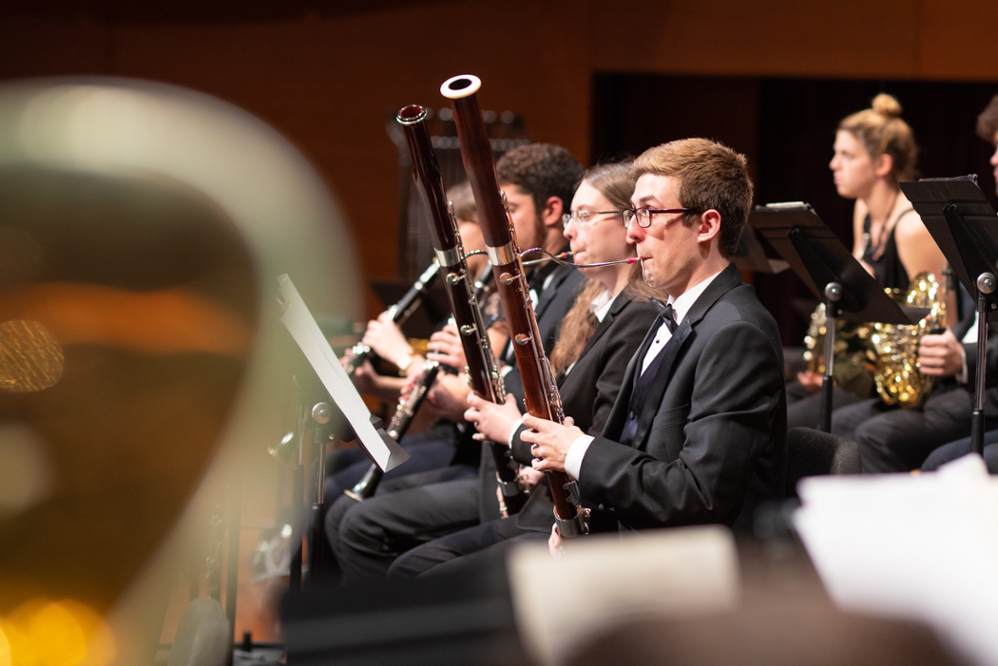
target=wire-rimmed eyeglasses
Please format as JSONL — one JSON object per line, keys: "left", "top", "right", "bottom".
{"left": 622, "top": 207, "right": 700, "bottom": 229}
{"left": 561, "top": 210, "right": 622, "bottom": 230}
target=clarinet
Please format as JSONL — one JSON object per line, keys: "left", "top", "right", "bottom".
{"left": 440, "top": 76, "right": 587, "bottom": 537}
{"left": 397, "top": 104, "right": 528, "bottom": 515}
{"left": 344, "top": 360, "right": 441, "bottom": 501}
{"left": 341, "top": 260, "right": 442, "bottom": 377}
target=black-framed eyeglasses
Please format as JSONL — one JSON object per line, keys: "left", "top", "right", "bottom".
{"left": 622, "top": 207, "right": 700, "bottom": 229}
{"left": 561, "top": 210, "right": 622, "bottom": 229}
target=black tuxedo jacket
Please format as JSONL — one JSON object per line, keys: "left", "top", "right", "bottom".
{"left": 580, "top": 263, "right": 787, "bottom": 532}
{"left": 507, "top": 292, "right": 661, "bottom": 531}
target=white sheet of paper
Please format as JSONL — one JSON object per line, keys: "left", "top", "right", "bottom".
{"left": 278, "top": 274, "right": 395, "bottom": 471}
{"left": 794, "top": 454, "right": 998, "bottom": 666}
{"left": 507, "top": 525, "right": 739, "bottom": 666}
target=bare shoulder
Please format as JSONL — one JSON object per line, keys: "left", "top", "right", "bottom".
{"left": 893, "top": 206, "right": 930, "bottom": 244}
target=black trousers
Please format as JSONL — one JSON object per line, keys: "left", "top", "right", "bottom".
{"left": 921, "top": 430, "right": 998, "bottom": 472}
{"left": 785, "top": 380, "right": 866, "bottom": 430}
{"left": 388, "top": 515, "right": 546, "bottom": 578}
{"left": 830, "top": 387, "right": 979, "bottom": 473}
{"left": 322, "top": 428, "right": 461, "bottom": 499}
{"left": 325, "top": 468, "right": 481, "bottom": 582}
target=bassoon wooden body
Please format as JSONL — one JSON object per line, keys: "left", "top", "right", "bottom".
{"left": 439, "top": 76, "right": 587, "bottom": 536}
{"left": 396, "top": 104, "right": 528, "bottom": 514}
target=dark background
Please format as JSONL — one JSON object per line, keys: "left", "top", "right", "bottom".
{"left": 592, "top": 74, "right": 998, "bottom": 342}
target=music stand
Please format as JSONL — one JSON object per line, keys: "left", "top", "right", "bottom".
{"left": 900, "top": 176, "right": 998, "bottom": 455}
{"left": 278, "top": 275, "right": 408, "bottom": 588}
{"left": 733, "top": 222, "right": 791, "bottom": 274}
{"left": 750, "top": 202, "right": 912, "bottom": 432}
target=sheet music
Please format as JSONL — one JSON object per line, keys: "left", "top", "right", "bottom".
{"left": 794, "top": 455, "right": 998, "bottom": 666}
{"left": 278, "top": 274, "right": 407, "bottom": 472}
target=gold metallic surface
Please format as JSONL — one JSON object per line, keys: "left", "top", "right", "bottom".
{"left": 803, "top": 273, "right": 945, "bottom": 408}
{"left": 802, "top": 306, "right": 875, "bottom": 399}
{"left": 871, "top": 272, "right": 946, "bottom": 409}
{"left": 0, "top": 320, "right": 64, "bottom": 393}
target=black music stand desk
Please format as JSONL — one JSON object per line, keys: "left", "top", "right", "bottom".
{"left": 750, "top": 202, "right": 912, "bottom": 432}
{"left": 901, "top": 176, "right": 998, "bottom": 454}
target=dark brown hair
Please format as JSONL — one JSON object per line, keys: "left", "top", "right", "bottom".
{"left": 977, "top": 94, "right": 998, "bottom": 144}
{"left": 631, "top": 138, "right": 753, "bottom": 259}
{"left": 496, "top": 143, "right": 584, "bottom": 222}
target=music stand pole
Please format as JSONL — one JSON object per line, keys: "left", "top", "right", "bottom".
{"left": 972, "top": 273, "right": 995, "bottom": 454}
{"left": 288, "top": 399, "right": 305, "bottom": 593}
{"left": 819, "top": 283, "right": 843, "bottom": 433}
{"left": 307, "top": 402, "right": 332, "bottom": 586}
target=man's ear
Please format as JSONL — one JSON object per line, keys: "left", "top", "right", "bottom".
{"left": 698, "top": 210, "right": 723, "bottom": 245}
{"left": 874, "top": 152, "right": 894, "bottom": 179}
{"left": 541, "top": 196, "right": 565, "bottom": 228}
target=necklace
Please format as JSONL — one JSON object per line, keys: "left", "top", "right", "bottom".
{"left": 869, "top": 189, "right": 901, "bottom": 260}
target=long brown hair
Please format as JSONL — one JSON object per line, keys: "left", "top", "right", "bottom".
{"left": 550, "top": 163, "right": 665, "bottom": 374}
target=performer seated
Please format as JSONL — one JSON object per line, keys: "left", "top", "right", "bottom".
{"left": 520, "top": 138, "right": 786, "bottom": 548}
{"left": 387, "top": 161, "right": 663, "bottom": 577}
{"left": 921, "top": 93, "right": 998, "bottom": 474}
{"left": 787, "top": 94, "right": 946, "bottom": 430}
{"left": 826, "top": 96, "right": 997, "bottom": 472}
{"left": 323, "top": 181, "right": 494, "bottom": 499}
{"left": 325, "top": 144, "right": 585, "bottom": 582}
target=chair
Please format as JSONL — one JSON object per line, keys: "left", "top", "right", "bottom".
{"left": 785, "top": 427, "right": 862, "bottom": 499}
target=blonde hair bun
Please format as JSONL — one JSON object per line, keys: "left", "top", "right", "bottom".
{"left": 872, "top": 93, "right": 903, "bottom": 119}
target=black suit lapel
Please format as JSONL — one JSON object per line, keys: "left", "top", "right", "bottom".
{"left": 631, "top": 319, "right": 693, "bottom": 449}
{"left": 533, "top": 263, "right": 571, "bottom": 321}
{"left": 577, "top": 293, "right": 632, "bottom": 361}
{"left": 602, "top": 315, "right": 657, "bottom": 439}
{"left": 628, "top": 263, "right": 742, "bottom": 449}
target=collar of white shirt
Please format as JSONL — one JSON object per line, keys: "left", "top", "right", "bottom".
{"left": 589, "top": 289, "right": 618, "bottom": 323}
{"left": 668, "top": 268, "right": 724, "bottom": 326}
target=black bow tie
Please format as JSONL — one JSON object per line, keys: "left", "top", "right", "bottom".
{"left": 652, "top": 298, "right": 678, "bottom": 334}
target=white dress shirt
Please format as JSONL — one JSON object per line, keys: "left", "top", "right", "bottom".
{"left": 506, "top": 289, "right": 619, "bottom": 447}
{"left": 563, "top": 270, "right": 725, "bottom": 480}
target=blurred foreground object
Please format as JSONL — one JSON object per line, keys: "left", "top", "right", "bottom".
{"left": 795, "top": 454, "right": 998, "bottom": 666}
{"left": 508, "top": 526, "right": 739, "bottom": 666}
{"left": 0, "top": 77, "right": 357, "bottom": 664}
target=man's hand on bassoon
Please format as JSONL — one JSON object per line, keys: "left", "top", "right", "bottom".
{"left": 520, "top": 414, "right": 581, "bottom": 474}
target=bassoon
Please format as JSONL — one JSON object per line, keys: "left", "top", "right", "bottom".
{"left": 397, "top": 104, "right": 528, "bottom": 514}
{"left": 439, "top": 75, "right": 587, "bottom": 537}
{"left": 341, "top": 260, "right": 441, "bottom": 377}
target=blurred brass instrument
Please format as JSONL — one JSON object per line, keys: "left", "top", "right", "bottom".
{"left": 803, "top": 307, "right": 875, "bottom": 399}
{"left": 803, "top": 271, "right": 945, "bottom": 409}
{"left": 871, "top": 272, "right": 946, "bottom": 409}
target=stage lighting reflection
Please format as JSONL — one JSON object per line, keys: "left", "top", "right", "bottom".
{"left": 0, "top": 320, "right": 64, "bottom": 393}
{"left": 0, "top": 599, "right": 114, "bottom": 666}
{"left": 0, "top": 423, "right": 52, "bottom": 517}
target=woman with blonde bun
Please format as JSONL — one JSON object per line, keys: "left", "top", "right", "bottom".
{"left": 832, "top": 93, "right": 944, "bottom": 288}
{"left": 823, "top": 95, "right": 983, "bottom": 473}
{"left": 788, "top": 94, "right": 948, "bottom": 431}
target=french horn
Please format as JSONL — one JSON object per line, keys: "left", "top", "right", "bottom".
{"left": 802, "top": 271, "right": 946, "bottom": 409}
{"left": 870, "top": 272, "right": 946, "bottom": 409}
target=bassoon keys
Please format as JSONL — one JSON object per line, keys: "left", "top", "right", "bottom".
{"left": 440, "top": 75, "right": 587, "bottom": 537}
{"left": 397, "top": 104, "right": 528, "bottom": 514}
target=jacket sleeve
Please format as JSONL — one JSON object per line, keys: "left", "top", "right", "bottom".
{"left": 577, "top": 320, "right": 785, "bottom": 529}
